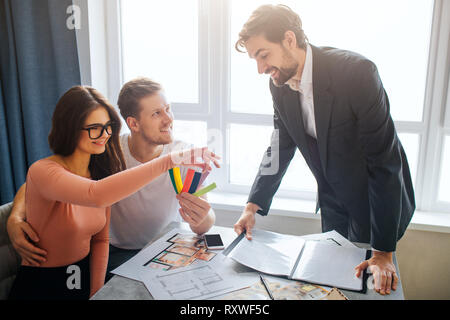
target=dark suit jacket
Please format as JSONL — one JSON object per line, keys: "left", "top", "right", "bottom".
{"left": 248, "top": 45, "right": 415, "bottom": 252}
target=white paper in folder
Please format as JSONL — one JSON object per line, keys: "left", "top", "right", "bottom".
{"left": 290, "top": 241, "right": 367, "bottom": 291}
{"left": 227, "top": 229, "right": 306, "bottom": 276}
{"left": 226, "top": 229, "right": 367, "bottom": 291}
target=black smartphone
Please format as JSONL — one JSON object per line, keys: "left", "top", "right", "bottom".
{"left": 203, "top": 234, "right": 224, "bottom": 250}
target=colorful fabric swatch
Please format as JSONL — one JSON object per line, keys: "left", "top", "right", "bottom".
{"left": 193, "top": 183, "right": 217, "bottom": 197}
{"left": 168, "top": 168, "right": 178, "bottom": 194}
{"left": 169, "top": 168, "right": 217, "bottom": 196}
{"left": 197, "top": 170, "right": 210, "bottom": 191}
{"left": 188, "top": 172, "right": 202, "bottom": 194}
{"left": 173, "top": 167, "right": 183, "bottom": 194}
{"left": 181, "top": 169, "right": 196, "bottom": 193}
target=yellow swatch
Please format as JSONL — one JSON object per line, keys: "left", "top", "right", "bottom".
{"left": 173, "top": 167, "right": 183, "bottom": 194}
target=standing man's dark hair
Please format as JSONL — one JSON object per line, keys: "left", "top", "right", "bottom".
{"left": 235, "top": 4, "right": 308, "bottom": 53}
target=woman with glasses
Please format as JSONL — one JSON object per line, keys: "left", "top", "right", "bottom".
{"left": 8, "top": 86, "right": 220, "bottom": 300}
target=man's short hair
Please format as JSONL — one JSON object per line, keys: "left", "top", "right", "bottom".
{"left": 117, "top": 77, "right": 162, "bottom": 120}
{"left": 235, "top": 4, "right": 308, "bottom": 53}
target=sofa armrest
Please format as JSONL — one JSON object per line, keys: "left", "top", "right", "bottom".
{"left": 0, "top": 202, "right": 21, "bottom": 299}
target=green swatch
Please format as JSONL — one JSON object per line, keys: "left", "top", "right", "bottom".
{"left": 168, "top": 168, "right": 178, "bottom": 194}
{"left": 192, "top": 182, "right": 217, "bottom": 197}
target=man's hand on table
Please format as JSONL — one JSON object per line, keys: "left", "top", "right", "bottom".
{"left": 355, "top": 250, "right": 398, "bottom": 295}
{"left": 233, "top": 203, "right": 259, "bottom": 240}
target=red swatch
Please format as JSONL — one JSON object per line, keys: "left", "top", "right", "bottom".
{"left": 181, "top": 169, "right": 196, "bottom": 193}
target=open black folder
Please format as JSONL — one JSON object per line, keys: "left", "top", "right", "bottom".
{"left": 223, "top": 230, "right": 370, "bottom": 293}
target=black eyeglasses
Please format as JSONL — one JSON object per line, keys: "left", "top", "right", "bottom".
{"left": 82, "top": 122, "right": 115, "bottom": 139}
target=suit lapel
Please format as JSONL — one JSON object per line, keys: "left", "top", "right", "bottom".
{"left": 311, "top": 45, "right": 333, "bottom": 174}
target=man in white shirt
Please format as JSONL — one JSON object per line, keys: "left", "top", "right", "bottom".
{"left": 106, "top": 78, "right": 215, "bottom": 279}
{"left": 7, "top": 78, "right": 216, "bottom": 282}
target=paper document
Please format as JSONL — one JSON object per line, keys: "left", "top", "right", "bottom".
{"left": 111, "top": 228, "right": 218, "bottom": 281}
{"left": 111, "top": 226, "right": 256, "bottom": 299}
{"left": 291, "top": 241, "right": 367, "bottom": 291}
{"left": 227, "top": 229, "right": 305, "bottom": 276}
{"left": 219, "top": 274, "right": 331, "bottom": 300}
{"left": 225, "top": 229, "right": 367, "bottom": 292}
{"left": 300, "top": 230, "right": 356, "bottom": 248}
{"left": 140, "top": 264, "right": 231, "bottom": 300}
{"left": 139, "top": 253, "right": 256, "bottom": 300}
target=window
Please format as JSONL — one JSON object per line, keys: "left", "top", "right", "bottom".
{"left": 439, "top": 136, "right": 450, "bottom": 203}
{"left": 173, "top": 120, "right": 207, "bottom": 147}
{"left": 397, "top": 133, "right": 420, "bottom": 188}
{"left": 120, "top": 0, "right": 200, "bottom": 105}
{"left": 111, "top": 0, "right": 450, "bottom": 213}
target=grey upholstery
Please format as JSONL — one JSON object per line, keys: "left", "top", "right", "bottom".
{"left": 0, "top": 202, "right": 21, "bottom": 299}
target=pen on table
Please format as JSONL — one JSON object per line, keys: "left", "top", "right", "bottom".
{"left": 259, "top": 274, "right": 274, "bottom": 300}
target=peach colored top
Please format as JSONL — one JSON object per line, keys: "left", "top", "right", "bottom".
{"left": 25, "top": 156, "right": 173, "bottom": 296}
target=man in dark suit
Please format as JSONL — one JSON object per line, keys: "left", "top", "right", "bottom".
{"left": 233, "top": 4, "right": 415, "bottom": 296}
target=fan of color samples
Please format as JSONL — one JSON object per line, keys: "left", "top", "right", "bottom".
{"left": 169, "top": 168, "right": 216, "bottom": 196}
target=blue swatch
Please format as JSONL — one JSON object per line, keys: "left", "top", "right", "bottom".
{"left": 188, "top": 172, "right": 202, "bottom": 194}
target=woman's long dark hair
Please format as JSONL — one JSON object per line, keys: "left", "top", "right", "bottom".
{"left": 48, "top": 86, "right": 126, "bottom": 180}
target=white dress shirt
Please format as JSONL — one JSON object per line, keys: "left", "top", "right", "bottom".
{"left": 286, "top": 44, "right": 316, "bottom": 139}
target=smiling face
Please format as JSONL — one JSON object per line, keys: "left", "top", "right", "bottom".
{"left": 245, "top": 34, "right": 299, "bottom": 87}
{"left": 130, "top": 90, "right": 174, "bottom": 146}
{"left": 77, "top": 106, "right": 112, "bottom": 155}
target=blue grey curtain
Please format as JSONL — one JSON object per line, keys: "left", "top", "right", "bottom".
{"left": 0, "top": 0, "right": 81, "bottom": 204}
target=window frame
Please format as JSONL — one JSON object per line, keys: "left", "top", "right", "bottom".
{"left": 416, "top": 0, "right": 450, "bottom": 212}
{"left": 105, "top": 0, "right": 450, "bottom": 214}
